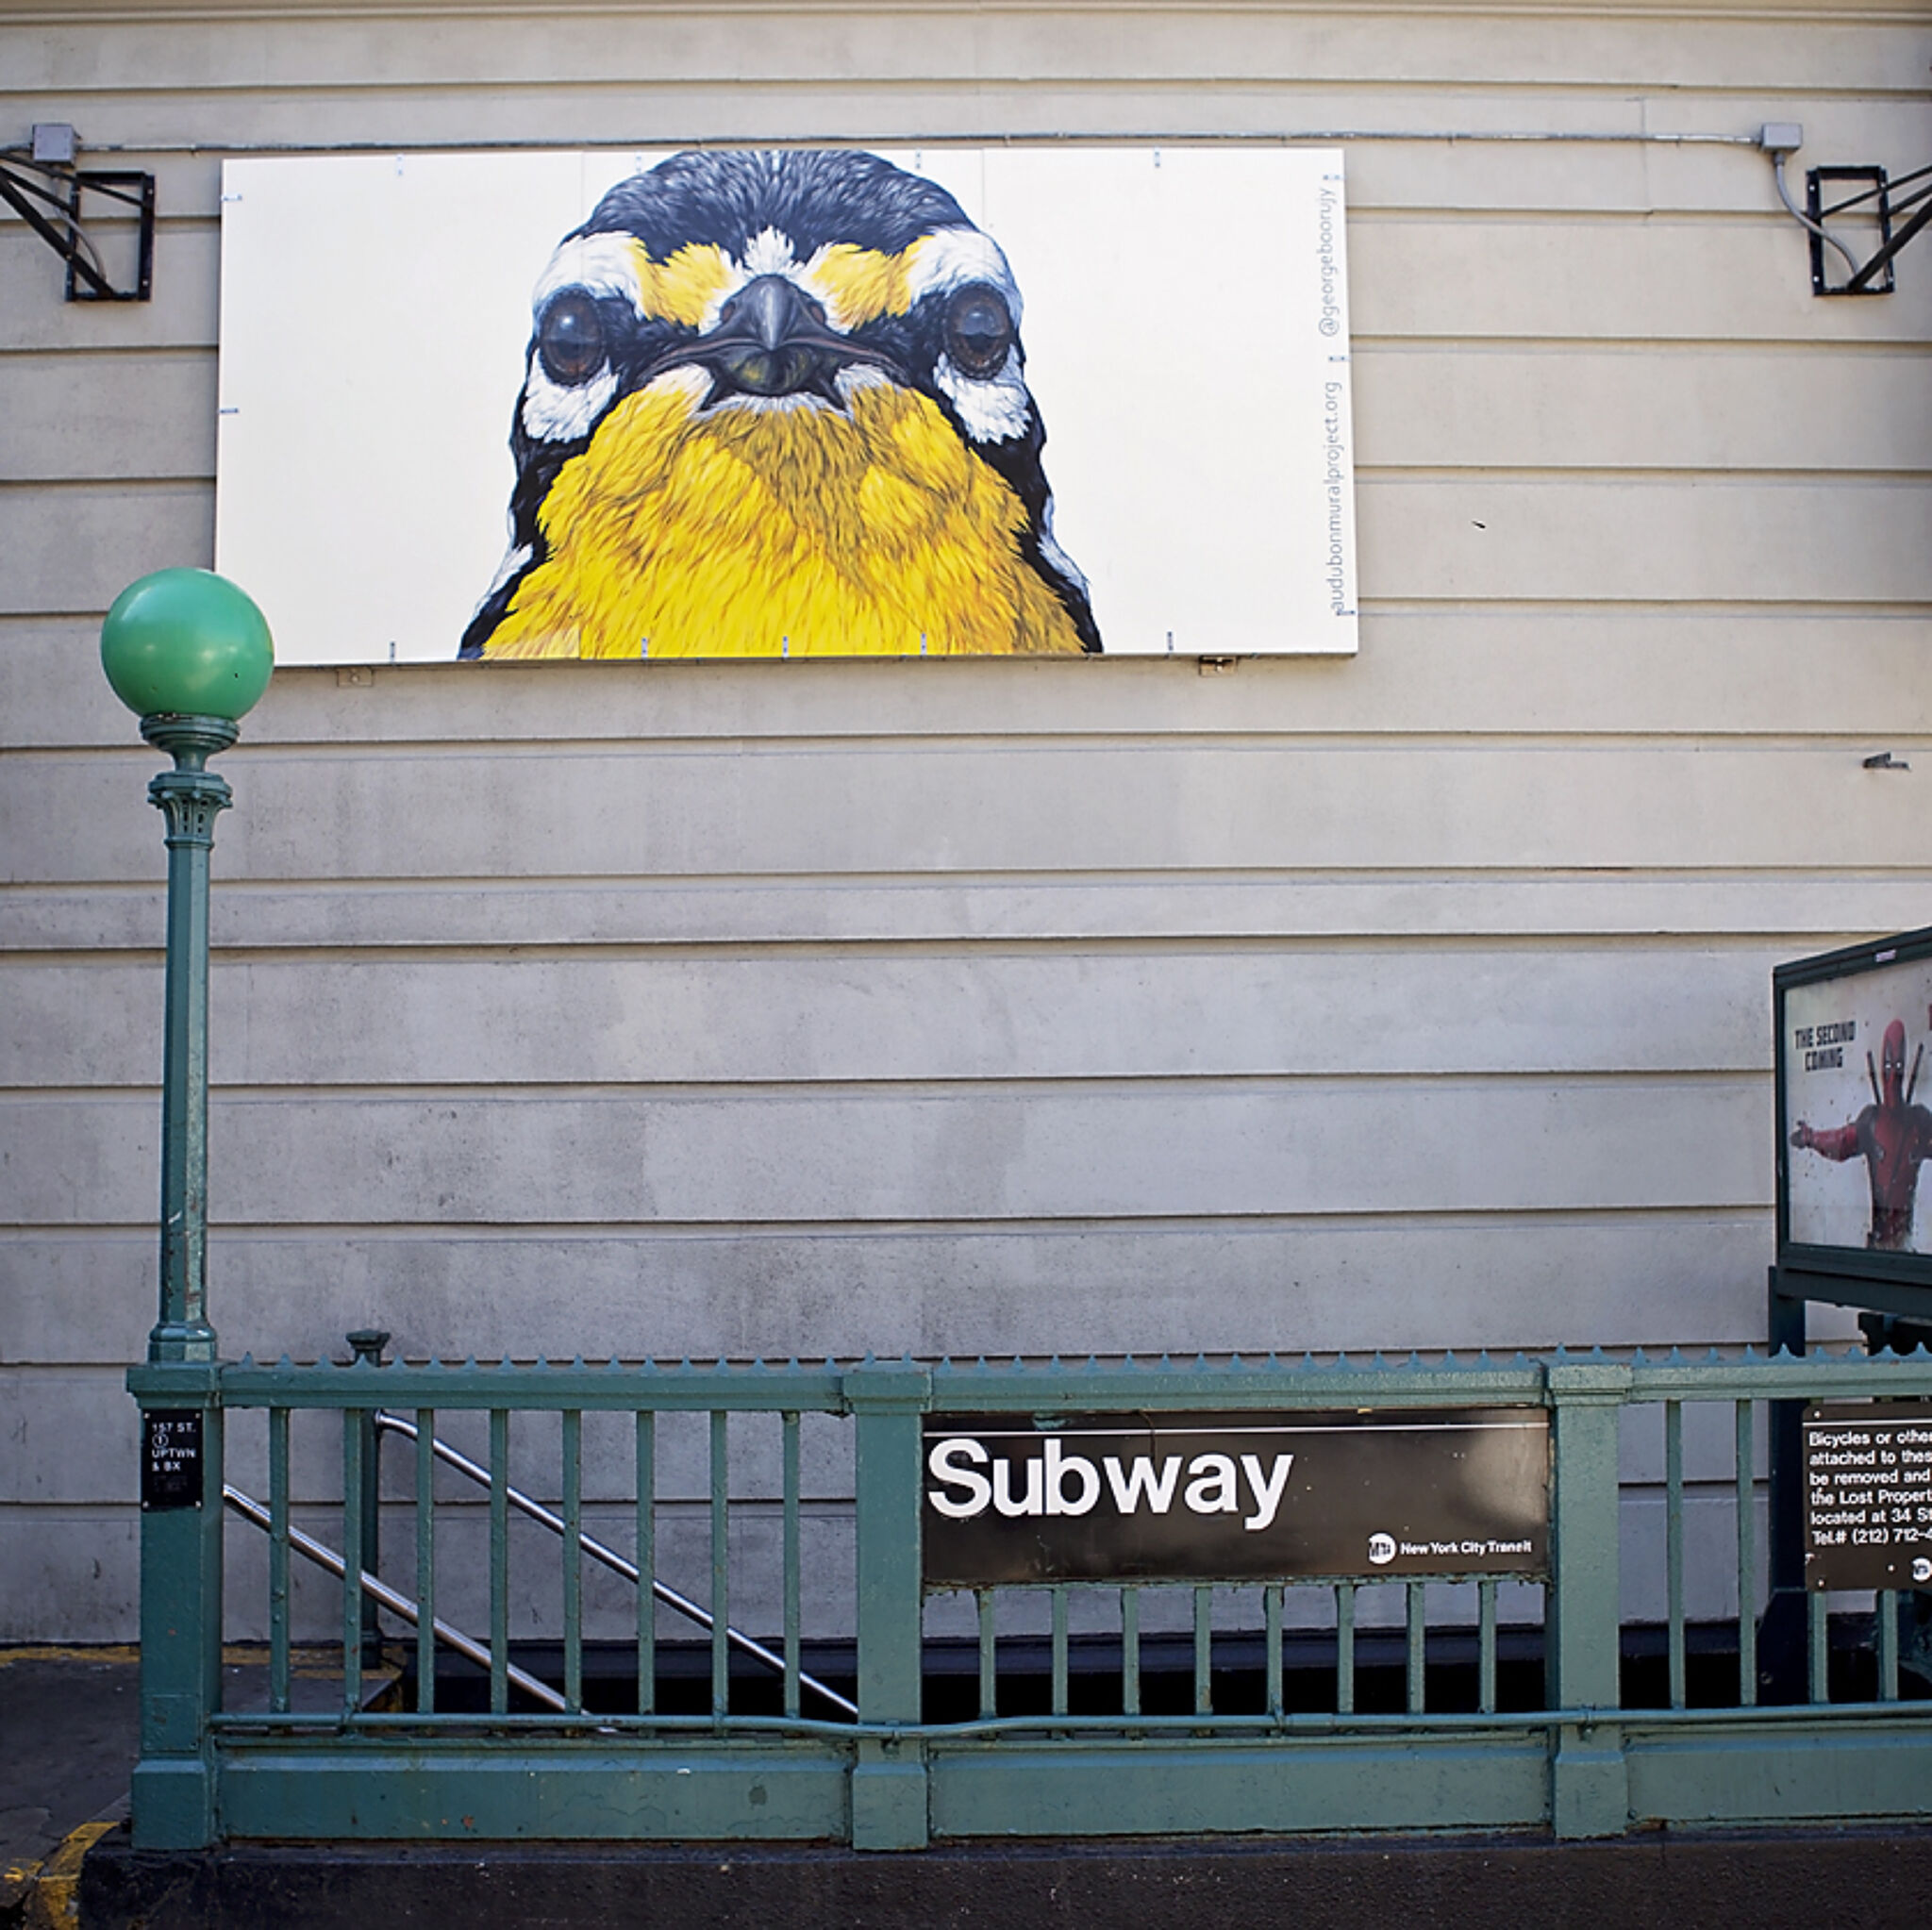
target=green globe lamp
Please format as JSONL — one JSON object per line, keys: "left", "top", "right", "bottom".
{"left": 103, "top": 569, "right": 274, "bottom": 1363}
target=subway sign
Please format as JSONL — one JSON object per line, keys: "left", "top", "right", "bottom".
{"left": 922, "top": 1409, "right": 1549, "bottom": 1587}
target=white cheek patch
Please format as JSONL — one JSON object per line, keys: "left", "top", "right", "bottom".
{"left": 533, "top": 233, "right": 649, "bottom": 314}
{"left": 907, "top": 227, "right": 1023, "bottom": 326}
{"left": 521, "top": 358, "right": 619, "bottom": 444}
{"left": 933, "top": 349, "right": 1031, "bottom": 445}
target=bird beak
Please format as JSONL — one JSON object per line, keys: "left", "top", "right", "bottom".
{"left": 641, "top": 274, "right": 903, "bottom": 400}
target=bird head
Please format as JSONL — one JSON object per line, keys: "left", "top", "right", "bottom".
{"left": 461, "top": 149, "right": 1099, "bottom": 659}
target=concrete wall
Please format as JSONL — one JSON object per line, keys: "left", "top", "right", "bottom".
{"left": 3, "top": 2, "right": 1928, "bottom": 1637}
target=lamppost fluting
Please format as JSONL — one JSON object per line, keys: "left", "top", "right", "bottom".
{"left": 101, "top": 567, "right": 274, "bottom": 1364}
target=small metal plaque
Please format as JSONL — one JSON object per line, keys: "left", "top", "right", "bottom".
{"left": 1803, "top": 1402, "right": 1932, "bottom": 1589}
{"left": 923, "top": 1407, "right": 1549, "bottom": 1588}
{"left": 142, "top": 1410, "right": 204, "bottom": 1511}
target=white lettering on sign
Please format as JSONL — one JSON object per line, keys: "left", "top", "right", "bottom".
{"left": 1805, "top": 1404, "right": 1932, "bottom": 1587}
{"left": 927, "top": 1437, "right": 1294, "bottom": 1532}
{"left": 1104, "top": 1454, "right": 1181, "bottom": 1515}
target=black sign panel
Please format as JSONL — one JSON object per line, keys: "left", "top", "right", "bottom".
{"left": 1803, "top": 1401, "right": 1932, "bottom": 1590}
{"left": 923, "top": 1408, "right": 1548, "bottom": 1587}
{"left": 142, "top": 1409, "right": 204, "bottom": 1511}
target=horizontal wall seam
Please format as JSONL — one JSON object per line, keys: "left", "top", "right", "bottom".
{"left": 7, "top": 126, "right": 1781, "bottom": 151}
{"left": 17, "top": 599, "right": 1932, "bottom": 624}
{"left": 16, "top": 467, "right": 1932, "bottom": 491}
{"left": 7, "top": 75, "right": 1923, "bottom": 108}
{"left": 9, "top": 864, "right": 1932, "bottom": 890}
{"left": 0, "top": 1206, "right": 1776, "bottom": 1240}
{"left": 0, "top": 1064, "right": 1774, "bottom": 1098}
{"left": 4, "top": 1, "right": 1925, "bottom": 25}
{"left": 18, "top": 733, "right": 1932, "bottom": 763}
{"left": 0, "top": 926, "right": 1875, "bottom": 960}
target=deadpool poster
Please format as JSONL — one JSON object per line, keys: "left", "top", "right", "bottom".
{"left": 1782, "top": 940, "right": 1932, "bottom": 1257}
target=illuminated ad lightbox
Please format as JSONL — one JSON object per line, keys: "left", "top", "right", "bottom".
{"left": 1775, "top": 925, "right": 1932, "bottom": 1311}
{"left": 214, "top": 147, "right": 1357, "bottom": 666}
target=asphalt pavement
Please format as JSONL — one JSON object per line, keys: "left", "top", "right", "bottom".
{"left": 0, "top": 1645, "right": 373, "bottom": 1928}
{"left": 0, "top": 1649, "right": 139, "bottom": 1926}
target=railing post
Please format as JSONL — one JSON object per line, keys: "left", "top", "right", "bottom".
{"left": 128, "top": 1366, "right": 225, "bottom": 1849}
{"left": 1547, "top": 1360, "right": 1630, "bottom": 1839}
{"left": 844, "top": 1360, "right": 930, "bottom": 1851}
{"left": 347, "top": 1329, "right": 391, "bottom": 1666}
{"left": 1759, "top": 1267, "right": 1809, "bottom": 1699}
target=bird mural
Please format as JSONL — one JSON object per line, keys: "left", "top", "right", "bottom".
{"left": 460, "top": 149, "right": 1100, "bottom": 659}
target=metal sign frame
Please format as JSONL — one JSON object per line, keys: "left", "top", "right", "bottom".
{"left": 1773, "top": 923, "right": 1932, "bottom": 1323}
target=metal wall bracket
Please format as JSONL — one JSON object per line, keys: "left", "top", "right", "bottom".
{"left": 1806, "top": 162, "right": 1932, "bottom": 296}
{"left": 0, "top": 144, "right": 155, "bottom": 301}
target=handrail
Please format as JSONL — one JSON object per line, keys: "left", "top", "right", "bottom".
{"left": 221, "top": 1483, "right": 568, "bottom": 1712}
{"left": 371, "top": 1409, "right": 859, "bottom": 1719}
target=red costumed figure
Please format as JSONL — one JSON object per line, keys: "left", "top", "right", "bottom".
{"left": 1790, "top": 1019, "right": 1932, "bottom": 1251}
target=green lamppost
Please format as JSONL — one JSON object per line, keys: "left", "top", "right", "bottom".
{"left": 104, "top": 567, "right": 271, "bottom": 1851}
{"left": 102, "top": 567, "right": 274, "bottom": 1364}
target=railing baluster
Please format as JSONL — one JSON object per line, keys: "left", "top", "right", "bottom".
{"left": 636, "top": 1410, "right": 655, "bottom": 1717}
{"left": 1877, "top": 1590, "right": 1900, "bottom": 1701}
{"left": 341, "top": 1408, "right": 364, "bottom": 1715}
{"left": 1808, "top": 1587, "right": 1829, "bottom": 1705}
{"left": 845, "top": 1361, "right": 929, "bottom": 1850}
{"left": 710, "top": 1409, "right": 729, "bottom": 1722}
{"left": 561, "top": 1409, "right": 582, "bottom": 1715}
{"left": 414, "top": 1407, "right": 435, "bottom": 1715}
{"left": 1193, "top": 1585, "right": 1212, "bottom": 1716}
{"left": 1477, "top": 1577, "right": 1498, "bottom": 1715}
{"left": 489, "top": 1407, "right": 509, "bottom": 1717}
{"left": 782, "top": 1411, "right": 802, "bottom": 1721}
{"left": 1665, "top": 1400, "right": 1686, "bottom": 1709}
{"left": 1406, "top": 1580, "right": 1426, "bottom": 1715}
{"left": 1265, "top": 1585, "right": 1284, "bottom": 1718}
{"left": 1735, "top": 1399, "right": 1757, "bottom": 1706}
{"left": 1120, "top": 1586, "right": 1140, "bottom": 1718}
{"left": 268, "top": 1406, "right": 290, "bottom": 1715}
{"left": 1051, "top": 1587, "right": 1070, "bottom": 1717}
{"left": 1336, "top": 1581, "right": 1356, "bottom": 1714}
{"left": 977, "top": 1589, "right": 997, "bottom": 1719}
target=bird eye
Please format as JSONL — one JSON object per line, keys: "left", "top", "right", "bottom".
{"left": 537, "top": 292, "right": 608, "bottom": 385}
{"left": 942, "top": 284, "right": 1013, "bottom": 380}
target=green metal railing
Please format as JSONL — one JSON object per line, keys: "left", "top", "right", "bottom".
{"left": 127, "top": 1347, "right": 1932, "bottom": 1852}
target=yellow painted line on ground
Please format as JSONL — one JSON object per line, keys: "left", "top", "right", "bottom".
{"left": 23, "top": 1822, "right": 113, "bottom": 1930}
{"left": 2, "top": 1861, "right": 41, "bottom": 1922}
{"left": 0, "top": 1647, "right": 139, "bottom": 1669}
{"left": 1, "top": 1642, "right": 356, "bottom": 1671}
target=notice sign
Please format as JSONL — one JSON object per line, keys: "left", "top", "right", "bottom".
{"left": 1803, "top": 1402, "right": 1932, "bottom": 1589}
{"left": 142, "top": 1410, "right": 204, "bottom": 1512}
{"left": 923, "top": 1409, "right": 1548, "bottom": 1587}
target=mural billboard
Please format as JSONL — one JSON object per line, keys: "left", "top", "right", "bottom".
{"left": 1775, "top": 926, "right": 1932, "bottom": 1312}
{"left": 214, "top": 147, "right": 1357, "bottom": 665}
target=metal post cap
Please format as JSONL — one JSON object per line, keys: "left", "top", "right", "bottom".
{"left": 101, "top": 568, "right": 275, "bottom": 723}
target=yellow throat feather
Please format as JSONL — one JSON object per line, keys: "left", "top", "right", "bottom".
{"left": 483, "top": 373, "right": 1086, "bottom": 659}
